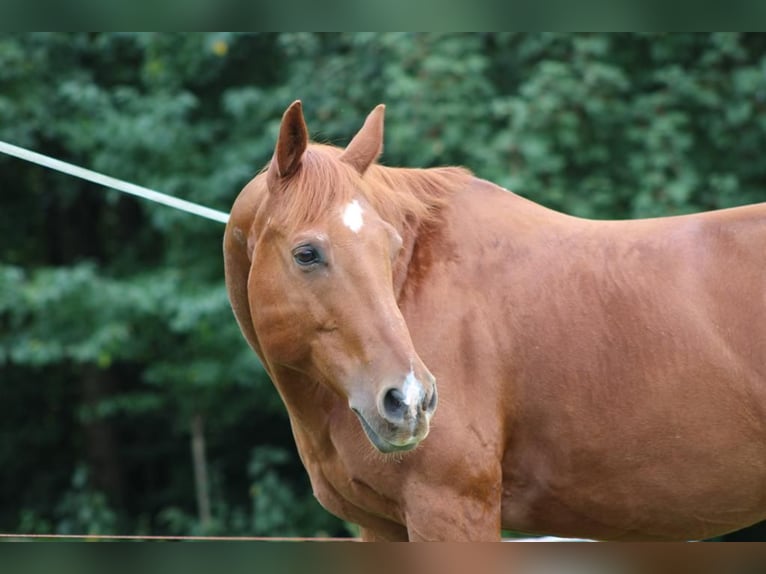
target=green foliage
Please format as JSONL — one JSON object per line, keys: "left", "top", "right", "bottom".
{"left": 247, "top": 446, "right": 342, "bottom": 537}
{"left": 18, "top": 465, "right": 118, "bottom": 535}
{"left": 1, "top": 33, "right": 765, "bottom": 538}
{"left": 155, "top": 446, "right": 345, "bottom": 537}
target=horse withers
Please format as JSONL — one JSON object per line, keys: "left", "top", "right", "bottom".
{"left": 224, "top": 101, "right": 766, "bottom": 541}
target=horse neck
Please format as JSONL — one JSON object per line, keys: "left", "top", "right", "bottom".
{"left": 269, "top": 364, "right": 351, "bottom": 456}
{"left": 392, "top": 176, "right": 572, "bottom": 301}
{"left": 369, "top": 165, "right": 472, "bottom": 299}
{"left": 391, "top": 216, "right": 420, "bottom": 301}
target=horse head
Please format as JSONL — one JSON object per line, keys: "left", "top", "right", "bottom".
{"left": 246, "top": 101, "right": 437, "bottom": 453}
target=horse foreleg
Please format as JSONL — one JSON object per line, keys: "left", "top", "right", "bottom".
{"left": 359, "top": 524, "right": 409, "bottom": 542}
{"left": 404, "top": 493, "right": 502, "bottom": 542}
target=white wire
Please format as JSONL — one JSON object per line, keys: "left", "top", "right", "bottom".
{"left": 0, "top": 140, "right": 230, "bottom": 224}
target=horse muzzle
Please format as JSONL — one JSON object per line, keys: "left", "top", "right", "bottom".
{"left": 351, "top": 374, "right": 437, "bottom": 453}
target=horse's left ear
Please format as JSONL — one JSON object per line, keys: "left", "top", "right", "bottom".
{"left": 340, "top": 104, "right": 385, "bottom": 174}
{"left": 268, "top": 100, "right": 309, "bottom": 190}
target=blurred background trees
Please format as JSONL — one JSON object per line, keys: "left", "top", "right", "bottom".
{"left": 1, "top": 33, "right": 765, "bottom": 538}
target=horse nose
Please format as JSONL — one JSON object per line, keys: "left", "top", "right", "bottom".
{"left": 381, "top": 381, "right": 438, "bottom": 423}
{"left": 383, "top": 387, "right": 408, "bottom": 422}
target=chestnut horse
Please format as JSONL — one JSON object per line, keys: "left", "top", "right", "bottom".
{"left": 224, "top": 101, "right": 766, "bottom": 541}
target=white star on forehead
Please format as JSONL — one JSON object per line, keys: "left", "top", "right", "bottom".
{"left": 342, "top": 200, "right": 364, "bottom": 233}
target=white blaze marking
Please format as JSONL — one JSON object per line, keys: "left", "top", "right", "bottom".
{"left": 342, "top": 200, "right": 364, "bottom": 233}
{"left": 402, "top": 369, "right": 424, "bottom": 413}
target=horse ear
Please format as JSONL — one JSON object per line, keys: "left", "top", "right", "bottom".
{"left": 340, "top": 104, "right": 385, "bottom": 174}
{"left": 268, "top": 100, "right": 308, "bottom": 189}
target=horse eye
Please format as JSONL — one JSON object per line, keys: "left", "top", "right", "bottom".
{"left": 292, "top": 245, "right": 321, "bottom": 267}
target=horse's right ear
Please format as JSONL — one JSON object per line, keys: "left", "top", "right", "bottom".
{"left": 340, "top": 104, "right": 385, "bottom": 174}
{"left": 267, "top": 100, "right": 308, "bottom": 190}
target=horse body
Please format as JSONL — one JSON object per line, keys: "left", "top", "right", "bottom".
{"left": 455, "top": 187, "right": 766, "bottom": 540}
{"left": 224, "top": 101, "right": 766, "bottom": 541}
{"left": 393, "top": 179, "right": 766, "bottom": 540}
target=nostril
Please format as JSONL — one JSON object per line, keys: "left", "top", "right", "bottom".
{"left": 383, "top": 387, "right": 407, "bottom": 421}
{"left": 424, "top": 386, "right": 438, "bottom": 413}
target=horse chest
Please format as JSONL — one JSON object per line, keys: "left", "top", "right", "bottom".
{"left": 295, "top": 424, "right": 406, "bottom": 529}
{"left": 305, "top": 455, "right": 407, "bottom": 531}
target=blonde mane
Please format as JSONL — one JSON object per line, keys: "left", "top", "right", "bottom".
{"left": 261, "top": 143, "right": 472, "bottom": 233}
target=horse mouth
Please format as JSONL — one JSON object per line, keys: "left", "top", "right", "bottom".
{"left": 351, "top": 409, "right": 420, "bottom": 454}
